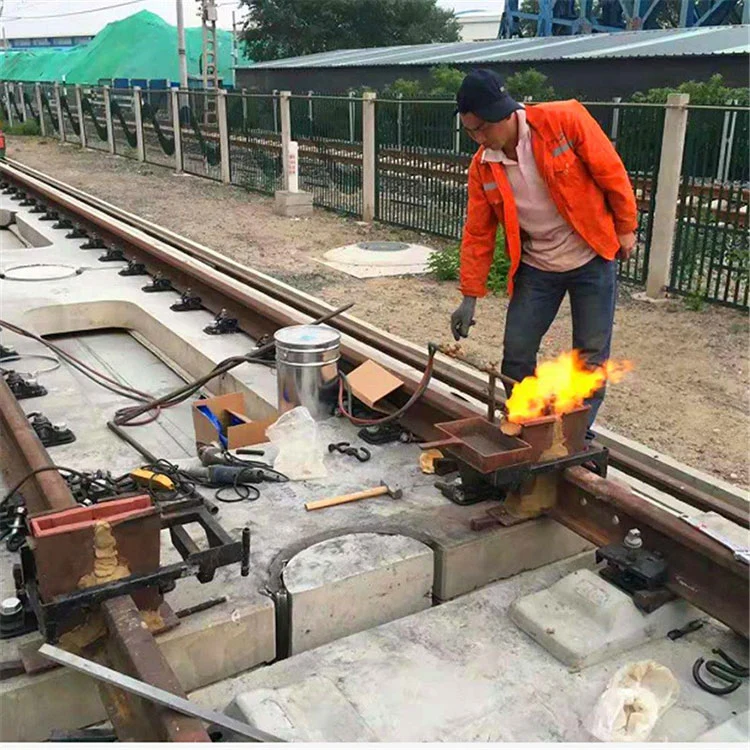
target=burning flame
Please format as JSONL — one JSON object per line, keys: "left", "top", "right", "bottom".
{"left": 506, "top": 350, "right": 633, "bottom": 423}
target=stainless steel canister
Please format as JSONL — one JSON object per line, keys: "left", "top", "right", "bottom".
{"left": 274, "top": 325, "right": 341, "bottom": 420}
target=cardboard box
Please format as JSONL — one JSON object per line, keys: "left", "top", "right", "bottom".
{"left": 192, "top": 392, "right": 278, "bottom": 450}
{"left": 346, "top": 360, "right": 404, "bottom": 411}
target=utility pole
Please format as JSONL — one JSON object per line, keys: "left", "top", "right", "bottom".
{"left": 231, "top": 10, "right": 238, "bottom": 88}
{"left": 176, "top": 0, "right": 189, "bottom": 91}
{"left": 200, "top": 0, "right": 219, "bottom": 92}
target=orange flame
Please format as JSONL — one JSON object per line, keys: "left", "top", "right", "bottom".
{"left": 506, "top": 350, "right": 633, "bottom": 423}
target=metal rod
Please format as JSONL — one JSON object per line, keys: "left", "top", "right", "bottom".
{"left": 38, "top": 644, "right": 284, "bottom": 743}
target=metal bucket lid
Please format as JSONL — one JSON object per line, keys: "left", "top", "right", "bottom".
{"left": 274, "top": 324, "right": 340, "bottom": 351}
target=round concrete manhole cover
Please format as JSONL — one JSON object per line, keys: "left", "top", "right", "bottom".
{"left": 1, "top": 263, "right": 83, "bottom": 281}
{"left": 356, "top": 241, "right": 410, "bottom": 252}
{"left": 322, "top": 241, "right": 435, "bottom": 277}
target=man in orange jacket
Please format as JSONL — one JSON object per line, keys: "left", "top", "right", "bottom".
{"left": 450, "top": 69, "right": 637, "bottom": 431}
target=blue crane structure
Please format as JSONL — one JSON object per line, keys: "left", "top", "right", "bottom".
{"left": 499, "top": 0, "right": 749, "bottom": 37}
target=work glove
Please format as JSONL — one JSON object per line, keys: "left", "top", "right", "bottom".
{"left": 450, "top": 296, "right": 476, "bottom": 341}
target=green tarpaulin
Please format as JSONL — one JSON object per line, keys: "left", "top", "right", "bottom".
{"left": 0, "top": 10, "right": 251, "bottom": 84}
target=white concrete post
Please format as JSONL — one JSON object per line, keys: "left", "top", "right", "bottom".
{"left": 75, "top": 85, "right": 86, "bottom": 147}
{"left": 287, "top": 140, "right": 299, "bottom": 193}
{"left": 4, "top": 82, "right": 13, "bottom": 128}
{"left": 397, "top": 92, "right": 403, "bottom": 149}
{"left": 610, "top": 96, "right": 621, "bottom": 147}
{"left": 646, "top": 93, "right": 690, "bottom": 299}
{"left": 362, "top": 91, "right": 377, "bottom": 222}
{"left": 18, "top": 83, "right": 27, "bottom": 122}
{"left": 279, "top": 90, "right": 291, "bottom": 191}
{"left": 133, "top": 86, "right": 146, "bottom": 162}
{"left": 272, "top": 89, "right": 279, "bottom": 132}
{"left": 54, "top": 83, "right": 65, "bottom": 142}
{"left": 103, "top": 86, "right": 115, "bottom": 153}
{"left": 171, "top": 88, "right": 183, "bottom": 172}
{"left": 35, "top": 83, "right": 45, "bottom": 136}
{"left": 348, "top": 90, "right": 355, "bottom": 143}
{"left": 241, "top": 87, "right": 248, "bottom": 129}
{"left": 217, "top": 88, "right": 231, "bottom": 183}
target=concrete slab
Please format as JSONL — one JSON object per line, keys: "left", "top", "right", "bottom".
{"left": 194, "top": 554, "right": 749, "bottom": 743}
{"left": 510, "top": 568, "right": 700, "bottom": 670}
{"left": 283, "top": 532, "right": 433, "bottom": 654}
{"left": 274, "top": 190, "right": 313, "bottom": 217}
{"left": 0, "top": 197, "right": 594, "bottom": 740}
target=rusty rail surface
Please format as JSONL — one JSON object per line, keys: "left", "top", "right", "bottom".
{"left": 557, "top": 467, "right": 749, "bottom": 639}
{"left": 0, "top": 383, "right": 209, "bottom": 741}
{"left": 2, "top": 159, "right": 746, "bottom": 525}
{"left": 1, "top": 161, "right": 747, "bottom": 639}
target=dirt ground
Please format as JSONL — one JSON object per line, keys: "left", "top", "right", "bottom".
{"left": 6, "top": 137, "right": 749, "bottom": 488}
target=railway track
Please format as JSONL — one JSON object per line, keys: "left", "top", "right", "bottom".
{"left": 0, "top": 158, "right": 747, "bottom": 740}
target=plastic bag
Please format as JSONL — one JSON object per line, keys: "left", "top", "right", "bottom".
{"left": 589, "top": 661, "right": 679, "bottom": 742}
{"left": 266, "top": 406, "right": 327, "bottom": 481}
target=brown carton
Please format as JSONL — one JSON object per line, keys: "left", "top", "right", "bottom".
{"left": 192, "top": 392, "right": 278, "bottom": 450}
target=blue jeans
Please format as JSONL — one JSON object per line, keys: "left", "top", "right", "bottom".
{"left": 501, "top": 256, "right": 618, "bottom": 431}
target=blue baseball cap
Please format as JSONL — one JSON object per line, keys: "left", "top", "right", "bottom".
{"left": 456, "top": 69, "right": 522, "bottom": 122}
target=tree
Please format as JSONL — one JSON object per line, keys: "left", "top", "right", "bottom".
{"left": 631, "top": 74, "right": 749, "bottom": 106}
{"left": 382, "top": 66, "right": 557, "bottom": 102}
{"left": 240, "top": 0, "right": 460, "bottom": 63}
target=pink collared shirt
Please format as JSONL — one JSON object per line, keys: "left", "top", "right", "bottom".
{"left": 482, "top": 108, "right": 595, "bottom": 273}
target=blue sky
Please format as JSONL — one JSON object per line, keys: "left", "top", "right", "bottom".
{"left": 1, "top": 1, "right": 504, "bottom": 39}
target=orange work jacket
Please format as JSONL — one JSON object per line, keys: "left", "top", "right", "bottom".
{"left": 459, "top": 100, "right": 638, "bottom": 298}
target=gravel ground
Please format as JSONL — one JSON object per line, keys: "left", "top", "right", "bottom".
{"left": 6, "top": 137, "right": 749, "bottom": 488}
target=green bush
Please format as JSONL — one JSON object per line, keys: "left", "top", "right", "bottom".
{"left": 631, "top": 74, "right": 749, "bottom": 106}
{"left": 427, "top": 235, "right": 510, "bottom": 295}
{"left": 1, "top": 119, "right": 41, "bottom": 136}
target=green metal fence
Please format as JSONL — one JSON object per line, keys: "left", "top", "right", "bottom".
{"left": 81, "top": 87, "right": 110, "bottom": 153}
{"left": 109, "top": 88, "right": 138, "bottom": 158}
{"left": 375, "top": 99, "right": 472, "bottom": 238}
{"left": 39, "top": 83, "right": 59, "bottom": 134}
{"left": 59, "top": 86, "right": 81, "bottom": 144}
{"left": 141, "top": 92, "right": 175, "bottom": 168}
{"left": 226, "top": 92, "right": 282, "bottom": 194}
{"left": 290, "top": 94, "right": 362, "bottom": 215}
{"left": 179, "top": 91, "right": 221, "bottom": 181}
{"left": 583, "top": 102, "right": 665, "bottom": 285}
{"left": 669, "top": 106, "right": 749, "bottom": 309}
{"left": 22, "top": 83, "right": 39, "bottom": 128}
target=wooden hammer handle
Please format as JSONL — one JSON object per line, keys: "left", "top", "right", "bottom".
{"left": 305, "top": 486, "right": 387, "bottom": 511}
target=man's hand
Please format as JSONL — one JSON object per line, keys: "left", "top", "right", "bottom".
{"left": 617, "top": 232, "right": 636, "bottom": 261}
{"left": 450, "top": 296, "right": 477, "bottom": 341}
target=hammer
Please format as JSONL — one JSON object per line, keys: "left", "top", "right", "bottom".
{"left": 305, "top": 481, "right": 403, "bottom": 511}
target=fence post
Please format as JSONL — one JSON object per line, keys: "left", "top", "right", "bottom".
{"left": 75, "top": 85, "right": 86, "bottom": 148}
{"left": 307, "top": 90, "right": 314, "bottom": 135}
{"left": 453, "top": 110, "right": 461, "bottom": 154}
{"left": 241, "top": 87, "right": 248, "bottom": 130}
{"left": 3, "top": 82, "right": 13, "bottom": 127}
{"left": 18, "top": 82, "right": 26, "bottom": 122}
{"left": 279, "top": 90, "right": 291, "bottom": 191}
{"left": 272, "top": 89, "right": 279, "bottom": 133}
{"left": 348, "top": 90, "right": 355, "bottom": 143}
{"left": 217, "top": 89, "right": 231, "bottom": 184}
{"left": 55, "top": 83, "right": 65, "bottom": 142}
{"left": 610, "top": 96, "right": 621, "bottom": 147}
{"left": 646, "top": 93, "right": 690, "bottom": 299}
{"left": 397, "top": 93, "right": 403, "bottom": 149}
{"left": 133, "top": 86, "right": 146, "bottom": 162}
{"left": 171, "top": 88, "right": 183, "bottom": 173}
{"left": 103, "top": 86, "right": 115, "bottom": 154}
{"left": 362, "top": 91, "right": 377, "bottom": 222}
{"left": 35, "top": 83, "right": 45, "bottom": 136}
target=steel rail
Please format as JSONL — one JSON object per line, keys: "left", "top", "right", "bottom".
{"left": 1, "top": 161, "right": 748, "bottom": 638}
{"left": 1, "top": 158, "right": 746, "bottom": 525}
{"left": 0, "top": 390, "right": 209, "bottom": 741}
